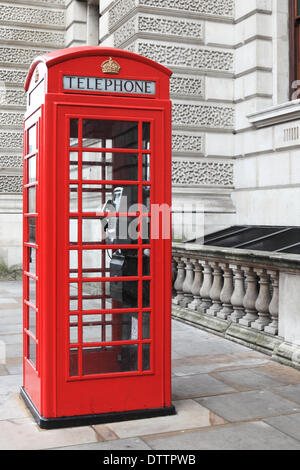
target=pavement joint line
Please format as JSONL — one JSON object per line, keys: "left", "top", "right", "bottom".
{"left": 207, "top": 370, "right": 297, "bottom": 391}
{"left": 172, "top": 389, "right": 242, "bottom": 400}
{"left": 140, "top": 413, "right": 300, "bottom": 442}
{"left": 266, "top": 387, "right": 300, "bottom": 406}
{"left": 194, "top": 405, "right": 300, "bottom": 424}
{"left": 261, "top": 418, "right": 300, "bottom": 444}
{"left": 91, "top": 424, "right": 120, "bottom": 442}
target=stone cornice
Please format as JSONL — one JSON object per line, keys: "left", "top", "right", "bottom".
{"left": 248, "top": 100, "right": 300, "bottom": 129}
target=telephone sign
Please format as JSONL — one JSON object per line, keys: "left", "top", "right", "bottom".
{"left": 63, "top": 75, "right": 156, "bottom": 95}
{"left": 21, "top": 47, "right": 174, "bottom": 428}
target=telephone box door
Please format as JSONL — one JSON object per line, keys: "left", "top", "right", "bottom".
{"left": 55, "top": 103, "right": 171, "bottom": 417}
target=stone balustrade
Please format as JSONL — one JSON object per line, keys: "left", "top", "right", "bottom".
{"left": 172, "top": 243, "right": 300, "bottom": 370}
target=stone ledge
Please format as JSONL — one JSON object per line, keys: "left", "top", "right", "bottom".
{"left": 172, "top": 242, "right": 300, "bottom": 273}
{"left": 172, "top": 305, "right": 300, "bottom": 370}
{"left": 248, "top": 99, "right": 300, "bottom": 129}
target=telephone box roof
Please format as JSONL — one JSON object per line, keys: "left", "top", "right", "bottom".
{"left": 24, "top": 46, "right": 172, "bottom": 91}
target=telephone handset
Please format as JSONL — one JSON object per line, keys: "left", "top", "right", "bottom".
{"left": 101, "top": 187, "right": 124, "bottom": 245}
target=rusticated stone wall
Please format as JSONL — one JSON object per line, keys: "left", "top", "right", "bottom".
{"left": 0, "top": 0, "right": 66, "bottom": 266}
{"left": 100, "top": 0, "right": 236, "bottom": 237}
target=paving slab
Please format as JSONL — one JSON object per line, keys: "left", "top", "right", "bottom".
{"left": 100, "top": 400, "right": 227, "bottom": 439}
{"left": 196, "top": 390, "right": 300, "bottom": 422}
{"left": 0, "top": 392, "right": 31, "bottom": 421}
{"left": 212, "top": 368, "right": 288, "bottom": 391}
{"left": 173, "top": 337, "right": 251, "bottom": 359}
{"left": 0, "top": 324, "right": 22, "bottom": 334}
{"left": 5, "top": 358, "right": 23, "bottom": 375}
{"left": 251, "top": 361, "right": 300, "bottom": 385}
{"left": 264, "top": 413, "right": 300, "bottom": 441}
{"left": 4, "top": 343, "right": 23, "bottom": 359}
{"left": 172, "top": 374, "right": 236, "bottom": 400}
{"left": 54, "top": 437, "right": 152, "bottom": 451}
{"left": 0, "top": 298, "right": 19, "bottom": 304}
{"left": 144, "top": 421, "right": 300, "bottom": 450}
{"left": 272, "top": 384, "right": 300, "bottom": 405}
{"left": 1, "top": 281, "right": 300, "bottom": 450}
{"left": 0, "top": 418, "right": 99, "bottom": 450}
{"left": 0, "top": 333, "right": 22, "bottom": 345}
{"left": 0, "top": 365, "right": 8, "bottom": 376}
{"left": 172, "top": 352, "right": 270, "bottom": 376}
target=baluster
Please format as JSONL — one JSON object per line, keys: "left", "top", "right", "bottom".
{"left": 188, "top": 259, "right": 203, "bottom": 311}
{"left": 239, "top": 267, "right": 259, "bottom": 327}
{"left": 264, "top": 270, "right": 279, "bottom": 335}
{"left": 172, "top": 257, "right": 177, "bottom": 298}
{"left": 180, "top": 258, "right": 194, "bottom": 308}
{"left": 206, "top": 262, "right": 223, "bottom": 316}
{"left": 252, "top": 269, "right": 272, "bottom": 331}
{"left": 198, "top": 261, "right": 213, "bottom": 313}
{"left": 172, "top": 257, "right": 185, "bottom": 305}
{"left": 230, "top": 264, "right": 245, "bottom": 323}
{"left": 217, "top": 263, "right": 234, "bottom": 320}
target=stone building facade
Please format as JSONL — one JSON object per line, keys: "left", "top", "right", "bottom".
{"left": 0, "top": 0, "right": 297, "bottom": 267}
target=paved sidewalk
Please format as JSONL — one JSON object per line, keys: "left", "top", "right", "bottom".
{"left": 1, "top": 280, "right": 300, "bottom": 450}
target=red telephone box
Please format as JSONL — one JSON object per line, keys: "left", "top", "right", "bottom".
{"left": 21, "top": 47, "right": 174, "bottom": 428}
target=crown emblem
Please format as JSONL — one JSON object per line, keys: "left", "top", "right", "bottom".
{"left": 101, "top": 57, "right": 121, "bottom": 75}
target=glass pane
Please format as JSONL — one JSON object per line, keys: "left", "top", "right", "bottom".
{"left": 28, "top": 336, "right": 36, "bottom": 367}
{"left": 83, "top": 314, "right": 102, "bottom": 343}
{"left": 142, "top": 249, "right": 150, "bottom": 275}
{"left": 142, "top": 343, "right": 150, "bottom": 371}
{"left": 142, "top": 312, "right": 150, "bottom": 339}
{"left": 83, "top": 249, "right": 108, "bottom": 278}
{"left": 82, "top": 313, "right": 139, "bottom": 343}
{"left": 142, "top": 186, "right": 150, "bottom": 212}
{"left": 82, "top": 218, "right": 106, "bottom": 244}
{"left": 69, "top": 283, "right": 78, "bottom": 311}
{"left": 298, "top": 0, "right": 300, "bottom": 16}
{"left": 28, "top": 186, "right": 36, "bottom": 213}
{"left": 28, "top": 217, "right": 36, "bottom": 244}
{"left": 28, "top": 247, "right": 36, "bottom": 275}
{"left": 69, "top": 348, "right": 78, "bottom": 376}
{"left": 82, "top": 120, "right": 138, "bottom": 149}
{"left": 110, "top": 249, "right": 139, "bottom": 277}
{"left": 142, "top": 280, "right": 150, "bottom": 307}
{"left": 82, "top": 152, "right": 139, "bottom": 182}
{"left": 69, "top": 185, "right": 78, "bottom": 213}
{"left": 69, "top": 218, "right": 78, "bottom": 244}
{"left": 82, "top": 215, "right": 140, "bottom": 244}
{"left": 82, "top": 184, "right": 139, "bottom": 215}
{"left": 142, "top": 154, "right": 150, "bottom": 181}
{"left": 82, "top": 344, "right": 138, "bottom": 375}
{"left": 142, "top": 122, "right": 150, "bottom": 149}
{"left": 82, "top": 152, "right": 105, "bottom": 180}
{"left": 141, "top": 217, "right": 150, "bottom": 243}
{"left": 28, "top": 156, "right": 36, "bottom": 183}
{"left": 69, "top": 250, "right": 78, "bottom": 278}
{"left": 29, "top": 79, "right": 44, "bottom": 109}
{"left": 69, "top": 316, "right": 78, "bottom": 344}
{"left": 82, "top": 280, "right": 138, "bottom": 310}
{"left": 28, "top": 125, "right": 36, "bottom": 154}
{"left": 29, "top": 277, "right": 36, "bottom": 306}
{"left": 69, "top": 151, "right": 78, "bottom": 180}
{"left": 82, "top": 184, "right": 108, "bottom": 212}
{"left": 82, "top": 248, "right": 139, "bottom": 278}
{"left": 104, "top": 216, "right": 139, "bottom": 245}
{"left": 70, "top": 119, "right": 78, "bottom": 147}
{"left": 112, "top": 153, "right": 138, "bottom": 181}
{"left": 29, "top": 308, "right": 36, "bottom": 337}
